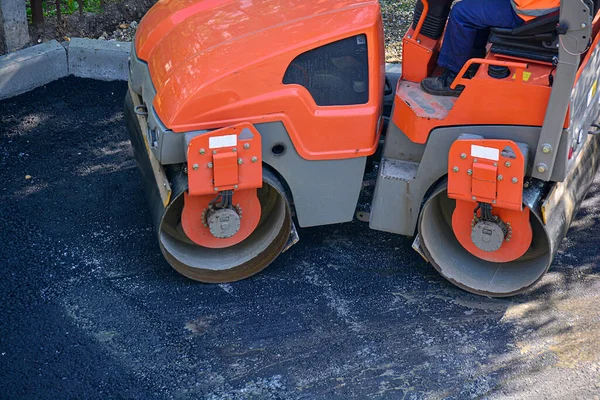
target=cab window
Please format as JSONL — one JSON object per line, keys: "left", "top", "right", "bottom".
{"left": 283, "top": 34, "right": 369, "bottom": 106}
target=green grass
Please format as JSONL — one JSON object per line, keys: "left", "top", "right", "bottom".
{"left": 380, "top": 0, "right": 417, "bottom": 62}
{"left": 55, "top": 0, "right": 104, "bottom": 16}
{"left": 27, "top": 0, "right": 106, "bottom": 20}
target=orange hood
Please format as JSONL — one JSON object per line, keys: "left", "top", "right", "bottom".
{"left": 134, "top": 0, "right": 382, "bottom": 131}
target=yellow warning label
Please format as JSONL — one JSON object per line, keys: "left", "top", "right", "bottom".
{"left": 512, "top": 71, "right": 532, "bottom": 81}
{"left": 587, "top": 79, "right": 598, "bottom": 106}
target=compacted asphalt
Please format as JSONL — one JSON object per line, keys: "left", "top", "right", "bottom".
{"left": 1, "top": 77, "right": 600, "bottom": 399}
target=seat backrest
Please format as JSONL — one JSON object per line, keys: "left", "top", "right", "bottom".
{"left": 490, "top": 10, "right": 559, "bottom": 37}
{"left": 489, "top": 11, "right": 560, "bottom": 63}
{"left": 511, "top": 10, "right": 560, "bottom": 35}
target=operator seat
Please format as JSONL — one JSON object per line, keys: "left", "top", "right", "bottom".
{"left": 489, "top": 0, "right": 599, "bottom": 63}
{"left": 489, "top": 11, "right": 560, "bottom": 63}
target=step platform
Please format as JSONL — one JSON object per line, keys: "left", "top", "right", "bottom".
{"left": 396, "top": 80, "right": 457, "bottom": 120}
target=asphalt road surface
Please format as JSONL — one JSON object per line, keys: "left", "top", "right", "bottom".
{"left": 1, "top": 78, "right": 600, "bottom": 399}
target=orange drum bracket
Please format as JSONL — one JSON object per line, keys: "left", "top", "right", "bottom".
{"left": 448, "top": 138, "right": 531, "bottom": 262}
{"left": 187, "top": 123, "right": 263, "bottom": 196}
{"left": 181, "top": 190, "right": 261, "bottom": 249}
{"left": 452, "top": 199, "right": 532, "bottom": 263}
{"left": 448, "top": 139, "right": 526, "bottom": 211}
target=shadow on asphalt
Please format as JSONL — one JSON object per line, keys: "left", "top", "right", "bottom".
{"left": 1, "top": 77, "right": 599, "bottom": 399}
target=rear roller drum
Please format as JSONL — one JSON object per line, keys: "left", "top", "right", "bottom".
{"left": 417, "top": 181, "right": 552, "bottom": 297}
{"left": 159, "top": 170, "right": 292, "bottom": 283}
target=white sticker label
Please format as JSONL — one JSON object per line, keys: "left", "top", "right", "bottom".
{"left": 471, "top": 145, "right": 499, "bottom": 161}
{"left": 209, "top": 134, "right": 237, "bottom": 149}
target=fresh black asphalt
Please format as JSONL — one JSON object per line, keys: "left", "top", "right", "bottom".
{"left": 1, "top": 78, "right": 599, "bottom": 399}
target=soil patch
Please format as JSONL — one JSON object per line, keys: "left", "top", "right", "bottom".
{"left": 28, "top": 0, "right": 154, "bottom": 45}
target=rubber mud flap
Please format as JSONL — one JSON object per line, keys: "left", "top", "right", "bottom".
{"left": 125, "top": 91, "right": 167, "bottom": 230}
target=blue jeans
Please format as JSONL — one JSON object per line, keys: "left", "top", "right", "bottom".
{"left": 437, "top": 0, "right": 524, "bottom": 73}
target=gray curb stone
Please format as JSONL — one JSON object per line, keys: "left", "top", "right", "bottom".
{"left": 68, "top": 38, "right": 131, "bottom": 81}
{"left": 385, "top": 63, "right": 402, "bottom": 74}
{"left": 0, "top": 40, "right": 68, "bottom": 100}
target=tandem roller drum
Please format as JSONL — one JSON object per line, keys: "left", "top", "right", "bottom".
{"left": 417, "top": 181, "right": 552, "bottom": 297}
{"left": 125, "top": 92, "right": 292, "bottom": 282}
{"left": 417, "top": 130, "right": 600, "bottom": 297}
{"left": 158, "top": 173, "right": 292, "bottom": 283}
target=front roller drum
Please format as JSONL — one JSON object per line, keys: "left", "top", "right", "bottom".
{"left": 125, "top": 91, "right": 292, "bottom": 283}
{"left": 159, "top": 171, "right": 292, "bottom": 283}
{"left": 417, "top": 181, "right": 552, "bottom": 297}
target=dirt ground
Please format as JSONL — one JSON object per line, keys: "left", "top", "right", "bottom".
{"left": 28, "top": 0, "right": 155, "bottom": 44}
{"left": 26, "top": 0, "right": 415, "bottom": 62}
{"left": 1, "top": 77, "right": 600, "bottom": 399}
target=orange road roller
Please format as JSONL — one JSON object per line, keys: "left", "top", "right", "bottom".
{"left": 125, "top": 0, "right": 600, "bottom": 296}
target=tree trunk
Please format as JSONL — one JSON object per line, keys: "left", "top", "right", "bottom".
{"left": 78, "top": 0, "right": 84, "bottom": 19}
{"left": 30, "top": 0, "right": 44, "bottom": 28}
{"left": 56, "top": 0, "right": 62, "bottom": 24}
{"left": 0, "top": 0, "right": 31, "bottom": 53}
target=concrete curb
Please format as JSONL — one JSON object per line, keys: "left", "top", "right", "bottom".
{"left": 68, "top": 38, "right": 131, "bottom": 81}
{"left": 0, "top": 40, "right": 68, "bottom": 100}
{"left": 0, "top": 38, "right": 402, "bottom": 100}
{"left": 385, "top": 63, "right": 402, "bottom": 74}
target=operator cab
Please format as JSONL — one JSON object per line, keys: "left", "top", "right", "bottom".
{"left": 370, "top": 0, "right": 600, "bottom": 296}
{"left": 392, "top": 0, "right": 599, "bottom": 145}
{"left": 404, "top": 0, "right": 567, "bottom": 84}
{"left": 403, "top": 0, "right": 599, "bottom": 83}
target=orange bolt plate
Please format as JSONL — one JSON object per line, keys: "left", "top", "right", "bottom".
{"left": 472, "top": 163, "right": 497, "bottom": 181}
{"left": 187, "top": 123, "right": 263, "bottom": 196}
{"left": 213, "top": 152, "right": 239, "bottom": 188}
{"left": 471, "top": 163, "right": 497, "bottom": 200}
{"left": 448, "top": 139, "right": 525, "bottom": 211}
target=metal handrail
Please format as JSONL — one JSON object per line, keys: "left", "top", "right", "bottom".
{"left": 411, "top": 0, "right": 429, "bottom": 39}
{"left": 450, "top": 58, "right": 529, "bottom": 89}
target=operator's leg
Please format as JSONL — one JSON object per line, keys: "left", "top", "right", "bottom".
{"left": 439, "top": 0, "right": 521, "bottom": 73}
{"left": 422, "top": 0, "right": 523, "bottom": 96}
{"left": 472, "top": 28, "right": 490, "bottom": 58}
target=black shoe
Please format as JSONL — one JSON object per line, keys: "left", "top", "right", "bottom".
{"left": 421, "top": 70, "right": 464, "bottom": 97}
